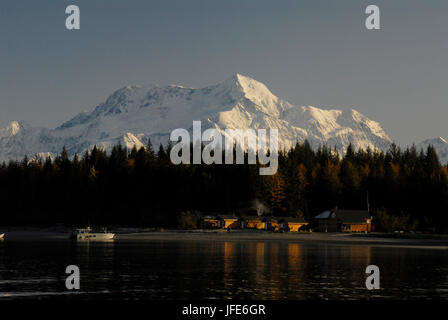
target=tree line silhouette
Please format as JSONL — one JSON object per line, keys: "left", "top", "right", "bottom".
{"left": 0, "top": 140, "right": 447, "bottom": 232}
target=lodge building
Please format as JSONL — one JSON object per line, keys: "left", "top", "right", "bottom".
{"left": 314, "top": 209, "right": 372, "bottom": 232}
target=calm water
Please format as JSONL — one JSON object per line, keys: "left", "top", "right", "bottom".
{"left": 0, "top": 240, "right": 447, "bottom": 300}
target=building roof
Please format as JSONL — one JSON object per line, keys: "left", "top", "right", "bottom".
{"left": 286, "top": 218, "right": 309, "bottom": 223}
{"left": 336, "top": 210, "right": 370, "bottom": 223}
{"left": 218, "top": 215, "right": 238, "bottom": 220}
{"left": 270, "top": 216, "right": 308, "bottom": 223}
{"left": 315, "top": 210, "right": 332, "bottom": 219}
{"left": 200, "top": 212, "right": 219, "bottom": 218}
{"left": 243, "top": 216, "right": 263, "bottom": 220}
{"left": 314, "top": 209, "right": 370, "bottom": 223}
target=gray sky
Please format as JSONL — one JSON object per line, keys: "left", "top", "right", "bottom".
{"left": 1, "top": 0, "right": 447, "bottom": 145}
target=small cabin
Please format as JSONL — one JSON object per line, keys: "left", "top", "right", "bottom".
{"left": 219, "top": 215, "right": 239, "bottom": 229}
{"left": 268, "top": 217, "right": 309, "bottom": 232}
{"left": 314, "top": 209, "right": 372, "bottom": 232}
{"left": 284, "top": 218, "right": 309, "bottom": 232}
{"left": 201, "top": 214, "right": 239, "bottom": 229}
{"left": 202, "top": 216, "right": 221, "bottom": 228}
{"left": 201, "top": 214, "right": 310, "bottom": 232}
{"left": 242, "top": 216, "right": 266, "bottom": 230}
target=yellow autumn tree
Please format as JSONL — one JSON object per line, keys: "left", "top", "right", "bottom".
{"left": 269, "top": 172, "right": 286, "bottom": 214}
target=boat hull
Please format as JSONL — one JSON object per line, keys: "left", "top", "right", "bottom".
{"left": 75, "top": 233, "right": 115, "bottom": 241}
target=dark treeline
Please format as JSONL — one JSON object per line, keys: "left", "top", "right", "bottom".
{"left": 0, "top": 140, "right": 447, "bottom": 232}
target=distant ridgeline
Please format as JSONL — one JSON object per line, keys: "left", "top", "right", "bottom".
{"left": 0, "top": 140, "right": 447, "bottom": 232}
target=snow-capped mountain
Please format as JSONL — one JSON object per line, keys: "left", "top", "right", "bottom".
{"left": 417, "top": 137, "right": 448, "bottom": 165}
{"left": 0, "top": 74, "right": 394, "bottom": 162}
{"left": 0, "top": 121, "right": 53, "bottom": 162}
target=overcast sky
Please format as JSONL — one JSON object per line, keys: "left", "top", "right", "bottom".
{"left": 1, "top": 0, "right": 447, "bottom": 145}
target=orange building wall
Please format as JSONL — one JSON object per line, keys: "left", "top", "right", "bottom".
{"left": 203, "top": 219, "right": 220, "bottom": 228}
{"left": 246, "top": 220, "right": 266, "bottom": 230}
{"left": 223, "top": 219, "right": 239, "bottom": 229}
{"left": 288, "top": 222, "right": 309, "bottom": 232}
{"left": 270, "top": 222, "right": 280, "bottom": 231}
{"left": 345, "top": 223, "right": 370, "bottom": 232}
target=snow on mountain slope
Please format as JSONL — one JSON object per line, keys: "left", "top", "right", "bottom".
{"left": 0, "top": 121, "right": 54, "bottom": 162}
{"left": 417, "top": 137, "right": 448, "bottom": 165}
{"left": 0, "top": 74, "right": 393, "bottom": 162}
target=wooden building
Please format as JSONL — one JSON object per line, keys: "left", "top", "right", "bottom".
{"left": 219, "top": 215, "right": 240, "bottom": 229}
{"left": 239, "top": 216, "right": 309, "bottom": 232}
{"left": 268, "top": 217, "right": 309, "bottom": 232}
{"left": 284, "top": 218, "right": 309, "bottom": 232}
{"left": 202, "top": 216, "right": 221, "bottom": 228}
{"left": 201, "top": 215, "right": 239, "bottom": 229}
{"left": 314, "top": 209, "right": 372, "bottom": 232}
{"left": 201, "top": 215, "right": 309, "bottom": 232}
{"left": 243, "top": 216, "right": 267, "bottom": 230}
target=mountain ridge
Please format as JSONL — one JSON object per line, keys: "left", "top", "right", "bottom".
{"left": 1, "top": 73, "right": 441, "bottom": 163}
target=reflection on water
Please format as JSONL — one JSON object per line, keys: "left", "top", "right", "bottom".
{"left": 0, "top": 240, "right": 447, "bottom": 300}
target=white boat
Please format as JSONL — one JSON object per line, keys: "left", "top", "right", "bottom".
{"left": 72, "top": 227, "right": 115, "bottom": 240}
{"left": 0, "top": 233, "right": 4, "bottom": 240}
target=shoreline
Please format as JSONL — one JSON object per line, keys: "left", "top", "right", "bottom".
{"left": 117, "top": 231, "right": 448, "bottom": 248}
{"left": 0, "top": 229, "right": 447, "bottom": 248}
